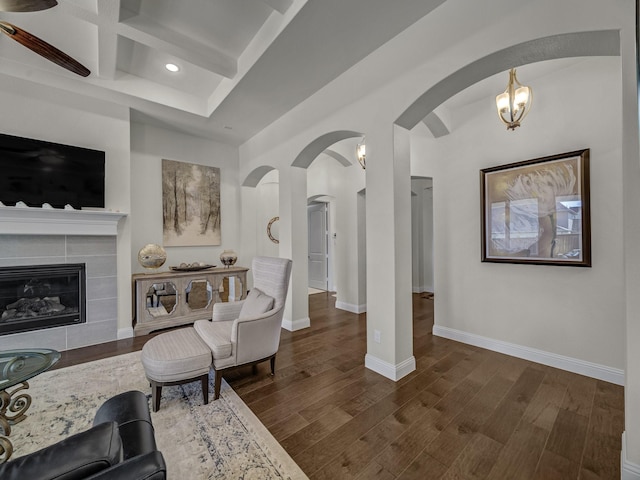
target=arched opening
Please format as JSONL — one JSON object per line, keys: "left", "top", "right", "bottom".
{"left": 395, "top": 30, "right": 624, "bottom": 385}
{"left": 293, "top": 130, "right": 367, "bottom": 312}
{"left": 240, "top": 166, "right": 280, "bottom": 269}
{"left": 396, "top": 30, "right": 619, "bottom": 129}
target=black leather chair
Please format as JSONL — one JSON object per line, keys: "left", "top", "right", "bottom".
{"left": 0, "top": 390, "right": 166, "bottom": 480}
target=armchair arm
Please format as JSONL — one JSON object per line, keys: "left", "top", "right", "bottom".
{"left": 0, "top": 421, "right": 122, "bottom": 480}
{"left": 86, "top": 451, "right": 166, "bottom": 480}
{"left": 212, "top": 300, "right": 244, "bottom": 322}
{"left": 232, "top": 306, "right": 284, "bottom": 365}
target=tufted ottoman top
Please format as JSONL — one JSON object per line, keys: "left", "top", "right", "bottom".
{"left": 141, "top": 327, "right": 212, "bottom": 383}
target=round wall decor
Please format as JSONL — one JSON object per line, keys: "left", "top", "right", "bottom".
{"left": 267, "top": 216, "right": 279, "bottom": 244}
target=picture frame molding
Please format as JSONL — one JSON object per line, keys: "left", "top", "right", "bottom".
{"left": 480, "top": 149, "right": 591, "bottom": 267}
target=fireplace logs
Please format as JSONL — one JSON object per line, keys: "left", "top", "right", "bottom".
{"left": 2, "top": 296, "right": 69, "bottom": 321}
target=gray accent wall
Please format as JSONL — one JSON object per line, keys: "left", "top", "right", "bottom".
{"left": 0, "top": 235, "right": 118, "bottom": 351}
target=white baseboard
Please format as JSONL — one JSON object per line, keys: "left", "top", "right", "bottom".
{"left": 335, "top": 301, "right": 366, "bottom": 314}
{"left": 117, "top": 327, "right": 134, "bottom": 340}
{"left": 432, "top": 325, "right": 624, "bottom": 386}
{"left": 365, "top": 353, "right": 416, "bottom": 381}
{"left": 282, "top": 316, "right": 310, "bottom": 331}
{"left": 622, "top": 432, "right": 640, "bottom": 479}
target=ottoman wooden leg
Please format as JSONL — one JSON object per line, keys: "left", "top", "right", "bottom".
{"left": 151, "top": 381, "right": 162, "bottom": 412}
{"left": 214, "top": 370, "right": 222, "bottom": 400}
{"left": 201, "top": 373, "right": 209, "bottom": 405}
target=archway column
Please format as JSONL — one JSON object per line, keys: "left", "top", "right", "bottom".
{"left": 621, "top": 10, "right": 640, "bottom": 475}
{"left": 279, "top": 165, "right": 311, "bottom": 331}
{"left": 239, "top": 185, "right": 258, "bottom": 284}
{"left": 364, "top": 124, "right": 415, "bottom": 380}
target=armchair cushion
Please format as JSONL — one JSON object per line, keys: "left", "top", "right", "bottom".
{"left": 238, "top": 288, "right": 274, "bottom": 319}
{"left": 194, "top": 319, "right": 234, "bottom": 359}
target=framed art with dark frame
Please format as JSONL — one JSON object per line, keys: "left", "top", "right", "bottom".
{"left": 480, "top": 149, "right": 591, "bottom": 267}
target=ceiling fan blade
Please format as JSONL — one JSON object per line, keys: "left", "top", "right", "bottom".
{"left": 0, "top": 0, "right": 57, "bottom": 12}
{"left": 0, "top": 21, "right": 89, "bottom": 76}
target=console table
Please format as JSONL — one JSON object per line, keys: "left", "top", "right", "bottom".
{"left": 133, "top": 266, "right": 248, "bottom": 336}
{"left": 0, "top": 348, "right": 60, "bottom": 463}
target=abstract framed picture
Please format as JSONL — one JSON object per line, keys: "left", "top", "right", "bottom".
{"left": 162, "top": 159, "right": 221, "bottom": 246}
{"left": 480, "top": 149, "right": 591, "bottom": 267}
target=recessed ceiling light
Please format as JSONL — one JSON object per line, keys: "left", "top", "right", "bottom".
{"left": 165, "top": 63, "right": 180, "bottom": 72}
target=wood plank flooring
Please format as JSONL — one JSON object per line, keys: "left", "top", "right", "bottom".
{"left": 55, "top": 292, "right": 624, "bottom": 479}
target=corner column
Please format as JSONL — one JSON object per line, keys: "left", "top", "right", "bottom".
{"left": 621, "top": 9, "right": 640, "bottom": 477}
{"left": 279, "top": 165, "right": 310, "bottom": 331}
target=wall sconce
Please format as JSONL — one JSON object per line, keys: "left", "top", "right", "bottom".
{"left": 356, "top": 138, "right": 366, "bottom": 169}
{"left": 496, "top": 68, "right": 532, "bottom": 131}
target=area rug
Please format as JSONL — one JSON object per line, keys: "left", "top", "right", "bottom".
{"left": 8, "top": 351, "right": 307, "bottom": 480}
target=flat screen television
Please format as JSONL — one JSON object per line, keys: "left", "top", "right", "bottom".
{"left": 0, "top": 133, "right": 105, "bottom": 209}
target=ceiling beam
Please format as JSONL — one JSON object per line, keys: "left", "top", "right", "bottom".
{"left": 57, "top": 1, "right": 120, "bottom": 80}
{"left": 96, "top": 0, "right": 119, "bottom": 80}
{"left": 118, "top": 14, "right": 237, "bottom": 78}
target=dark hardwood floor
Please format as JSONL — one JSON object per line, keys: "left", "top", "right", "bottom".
{"left": 56, "top": 292, "right": 624, "bottom": 479}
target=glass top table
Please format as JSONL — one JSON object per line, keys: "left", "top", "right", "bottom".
{"left": 0, "top": 349, "right": 60, "bottom": 390}
{"left": 0, "top": 348, "right": 60, "bottom": 464}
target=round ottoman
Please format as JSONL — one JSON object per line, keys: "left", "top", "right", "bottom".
{"left": 141, "top": 327, "right": 212, "bottom": 412}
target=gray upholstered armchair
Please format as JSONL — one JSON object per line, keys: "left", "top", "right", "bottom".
{"left": 194, "top": 256, "right": 292, "bottom": 399}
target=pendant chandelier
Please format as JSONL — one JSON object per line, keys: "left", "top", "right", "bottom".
{"left": 495, "top": 68, "right": 532, "bottom": 130}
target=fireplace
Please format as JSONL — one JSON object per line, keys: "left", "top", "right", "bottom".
{"left": 0, "top": 264, "right": 86, "bottom": 335}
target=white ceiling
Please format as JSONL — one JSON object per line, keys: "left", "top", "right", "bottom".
{"left": 0, "top": 0, "right": 447, "bottom": 145}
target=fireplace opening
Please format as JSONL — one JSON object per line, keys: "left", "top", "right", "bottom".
{"left": 0, "top": 264, "right": 86, "bottom": 335}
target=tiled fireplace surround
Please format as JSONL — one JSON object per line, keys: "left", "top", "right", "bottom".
{"left": 0, "top": 209, "right": 124, "bottom": 351}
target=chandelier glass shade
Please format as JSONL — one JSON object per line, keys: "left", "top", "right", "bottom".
{"left": 496, "top": 68, "right": 532, "bottom": 131}
{"left": 356, "top": 138, "right": 366, "bottom": 169}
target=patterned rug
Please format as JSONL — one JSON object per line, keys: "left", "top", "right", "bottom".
{"left": 8, "top": 351, "right": 307, "bottom": 480}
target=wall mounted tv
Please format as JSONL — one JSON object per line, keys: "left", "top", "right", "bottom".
{"left": 0, "top": 133, "right": 105, "bottom": 209}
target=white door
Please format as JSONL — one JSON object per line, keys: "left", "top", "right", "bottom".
{"left": 308, "top": 202, "right": 328, "bottom": 290}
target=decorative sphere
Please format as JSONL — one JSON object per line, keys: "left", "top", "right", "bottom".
{"left": 138, "top": 244, "right": 167, "bottom": 269}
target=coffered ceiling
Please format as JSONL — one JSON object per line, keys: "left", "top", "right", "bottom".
{"left": 0, "top": 0, "right": 446, "bottom": 144}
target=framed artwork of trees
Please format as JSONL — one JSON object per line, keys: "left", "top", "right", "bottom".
{"left": 162, "top": 159, "right": 221, "bottom": 246}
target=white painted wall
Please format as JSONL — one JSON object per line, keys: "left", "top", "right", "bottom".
{"left": 618, "top": 6, "right": 640, "bottom": 471}
{"left": 255, "top": 169, "right": 279, "bottom": 258}
{"left": 411, "top": 56, "right": 625, "bottom": 369}
{"left": 130, "top": 123, "right": 242, "bottom": 272}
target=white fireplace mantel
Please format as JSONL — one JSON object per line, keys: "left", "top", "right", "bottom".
{"left": 0, "top": 206, "right": 127, "bottom": 236}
